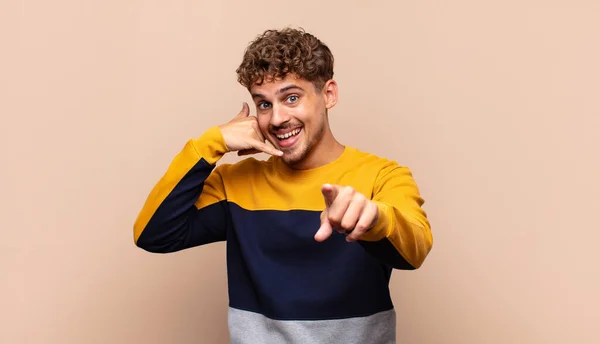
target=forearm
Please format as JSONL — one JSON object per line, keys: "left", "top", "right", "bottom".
{"left": 358, "top": 164, "right": 433, "bottom": 269}
{"left": 360, "top": 202, "right": 433, "bottom": 269}
{"left": 133, "top": 126, "right": 230, "bottom": 253}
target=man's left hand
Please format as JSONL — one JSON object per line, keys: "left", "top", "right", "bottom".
{"left": 314, "top": 184, "right": 379, "bottom": 243}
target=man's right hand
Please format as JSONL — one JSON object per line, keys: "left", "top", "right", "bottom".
{"left": 218, "top": 103, "right": 283, "bottom": 157}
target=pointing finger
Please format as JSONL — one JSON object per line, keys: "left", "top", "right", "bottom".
{"left": 321, "top": 184, "right": 339, "bottom": 207}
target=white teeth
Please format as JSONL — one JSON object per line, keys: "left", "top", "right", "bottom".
{"left": 276, "top": 128, "right": 300, "bottom": 140}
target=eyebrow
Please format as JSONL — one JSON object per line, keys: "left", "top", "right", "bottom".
{"left": 251, "top": 84, "right": 305, "bottom": 100}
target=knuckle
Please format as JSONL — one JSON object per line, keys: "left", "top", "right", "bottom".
{"left": 327, "top": 213, "right": 341, "bottom": 225}
{"left": 354, "top": 223, "right": 367, "bottom": 233}
{"left": 341, "top": 220, "right": 354, "bottom": 231}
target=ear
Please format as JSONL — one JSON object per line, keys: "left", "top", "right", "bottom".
{"left": 323, "top": 79, "right": 338, "bottom": 110}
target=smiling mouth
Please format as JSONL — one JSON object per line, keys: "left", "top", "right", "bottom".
{"left": 275, "top": 128, "right": 301, "bottom": 140}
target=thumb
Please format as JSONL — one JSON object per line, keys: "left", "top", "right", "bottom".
{"left": 314, "top": 211, "right": 333, "bottom": 242}
{"left": 235, "top": 102, "right": 250, "bottom": 119}
{"left": 321, "top": 183, "right": 339, "bottom": 207}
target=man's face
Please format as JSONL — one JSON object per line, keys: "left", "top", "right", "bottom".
{"left": 250, "top": 74, "right": 332, "bottom": 167}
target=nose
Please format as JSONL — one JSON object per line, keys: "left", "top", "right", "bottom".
{"left": 269, "top": 103, "right": 291, "bottom": 128}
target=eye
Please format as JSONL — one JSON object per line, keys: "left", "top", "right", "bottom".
{"left": 287, "top": 95, "right": 299, "bottom": 103}
{"left": 258, "top": 102, "right": 271, "bottom": 110}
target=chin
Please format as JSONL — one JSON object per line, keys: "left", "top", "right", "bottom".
{"left": 280, "top": 146, "right": 310, "bottom": 167}
{"left": 281, "top": 155, "right": 302, "bottom": 166}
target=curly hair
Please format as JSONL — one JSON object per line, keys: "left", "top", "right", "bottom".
{"left": 236, "top": 27, "right": 334, "bottom": 91}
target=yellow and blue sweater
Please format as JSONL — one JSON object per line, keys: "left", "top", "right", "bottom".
{"left": 133, "top": 126, "right": 433, "bottom": 343}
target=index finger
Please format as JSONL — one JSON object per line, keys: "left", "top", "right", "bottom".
{"left": 321, "top": 184, "right": 339, "bottom": 207}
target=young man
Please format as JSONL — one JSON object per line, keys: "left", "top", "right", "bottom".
{"left": 133, "top": 28, "right": 433, "bottom": 344}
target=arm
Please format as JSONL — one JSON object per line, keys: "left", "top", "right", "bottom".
{"left": 358, "top": 163, "right": 433, "bottom": 270}
{"left": 133, "top": 103, "right": 283, "bottom": 253}
{"left": 133, "top": 126, "right": 231, "bottom": 253}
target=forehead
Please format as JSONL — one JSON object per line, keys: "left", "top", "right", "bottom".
{"left": 249, "top": 74, "right": 314, "bottom": 98}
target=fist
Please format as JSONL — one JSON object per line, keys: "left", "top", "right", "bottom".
{"left": 218, "top": 103, "right": 283, "bottom": 157}
{"left": 314, "top": 184, "right": 379, "bottom": 243}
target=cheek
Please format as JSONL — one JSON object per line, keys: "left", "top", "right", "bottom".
{"left": 257, "top": 117, "right": 270, "bottom": 133}
{"left": 293, "top": 105, "right": 313, "bottom": 125}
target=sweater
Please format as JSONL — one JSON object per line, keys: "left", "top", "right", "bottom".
{"left": 133, "top": 125, "right": 433, "bottom": 344}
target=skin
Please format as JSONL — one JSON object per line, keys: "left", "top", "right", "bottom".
{"left": 218, "top": 73, "right": 379, "bottom": 242}
{"left": 250, "top": 74, "right": 341, "bottom": 170}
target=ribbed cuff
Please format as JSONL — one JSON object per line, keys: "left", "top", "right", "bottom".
{"left": 190, "top": 126, "right": 229, "bottom": 165}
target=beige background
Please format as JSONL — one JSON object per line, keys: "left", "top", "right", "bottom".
{"left": 2, "top": 1, "right": 599, "bottom": 343}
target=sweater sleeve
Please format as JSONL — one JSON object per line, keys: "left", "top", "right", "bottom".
{"left": 133, "top": 126, "right": 232, "bottom": 253}
{"left": 358, "top": 163, "right": 433, "bottom": 269}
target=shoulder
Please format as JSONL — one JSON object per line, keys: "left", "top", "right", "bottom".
{"left": 346, "top": 146, "right": 403, "bottom": 170}
{"left": 345, "top": 146, "right": 416, "bottom": 182}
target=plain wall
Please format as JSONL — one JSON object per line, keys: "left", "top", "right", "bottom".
{"left": 2, "top": 1, "right": 599, "bottom": 343}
